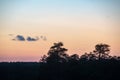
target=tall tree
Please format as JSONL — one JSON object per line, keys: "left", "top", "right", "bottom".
{"left": 46, "top": 42, "right": 68, "bottom": 63}
{"left": 93, "top": 43, "right": 110, "bottom": 60}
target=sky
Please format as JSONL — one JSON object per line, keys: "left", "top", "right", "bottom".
{"left": 0, "top": 0, "right": 120, "bottom": 62}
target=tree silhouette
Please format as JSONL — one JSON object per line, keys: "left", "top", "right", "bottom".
{"left": 80, "top": 52, "right": 96, "bottom": 61}
{"left": 46, "top": 42, "right": 69, "bottom": 63}
{"left": 70, "top": 54, "right": 79, "bottom": 60}
{"left": 1, "top": 42, "right": 120, "bottom": 80}
{"left": 87, "top": 52, "right": 96, "bottom": 60}
{"left": 40, "top": 42, "right": 113, "bottom": 63}
{"left": 80, "top": 53, "right": 89, "bottom": 60}
{"left": 93, "top": 43, "right": 110, "bottom": 60}
{"left": 39, "top": 55, "right": 47, "bottom": 63}
{"left": 69, "top": 54, "right": 79, "bottom": 62}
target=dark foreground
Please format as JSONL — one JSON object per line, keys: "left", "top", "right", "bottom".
{"left": 0, "top": 60, "right": 120, "bottom": 80}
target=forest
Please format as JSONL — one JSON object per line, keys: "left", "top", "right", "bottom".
{"left": 0, "top": 42, "right": 120, "bottom": 80}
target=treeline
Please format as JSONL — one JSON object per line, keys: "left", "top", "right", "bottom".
{"left": 38, "top": 42, "right": 120, "bottom": 80}
{"left": 40, "top": 42, "right": 120, "bottom": 63}
{"left": 0, "top": 42, "right": 120, "bottom": 80}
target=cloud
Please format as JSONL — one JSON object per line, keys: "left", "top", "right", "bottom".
{"left": 43, "top": 36, "right": 47, "bottom": 41}
{"left": 8, "top": 34, "right": 14, "bottom": 36}
{"left": 40, "top": 36, "right": 47, "bottom": 41}
{"left": 26, "top": 36, "right": 39, "bottom": 41}
{"left": 9, "top": 34, "right": 47, "bottom": 42}
{"left": 13, "top": 35, "right": 25, "bottom": 41}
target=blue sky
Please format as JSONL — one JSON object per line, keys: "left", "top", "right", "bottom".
{"left": 1, "top": 0, "right": 120, "bottom": 19}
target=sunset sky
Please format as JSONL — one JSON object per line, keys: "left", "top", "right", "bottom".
{"left": 0, "top": 0, "right": 120, "bottom": 62}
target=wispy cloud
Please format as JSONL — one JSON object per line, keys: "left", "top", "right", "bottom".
{"left": 40, "top": 36, "right": 47, "bottom": 41}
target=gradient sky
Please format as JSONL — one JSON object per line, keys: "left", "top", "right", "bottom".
{"left": 0, "top": 0, "right": 120, "bottom": 62}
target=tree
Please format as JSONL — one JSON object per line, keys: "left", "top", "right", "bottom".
{"left": 39, "top": 55, "right": 47, "bottom": 63}
{"left": 80, "top": 52, "right": 96, "bottom": 61}
{"left": 93, "top": 43, "right": 110, "bottom": 60}
{"left": 80, "top": 53, "right": 88, "bottom": 60}
{"left": 46, "top": 42, "right": 69, "bottom": 63}
{"left": 69, "top": 54, "right": 79, "bottom": 62}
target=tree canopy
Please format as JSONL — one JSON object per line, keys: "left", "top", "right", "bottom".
{"left": 40, "top": 42, "right": 119, "bottom": 63}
